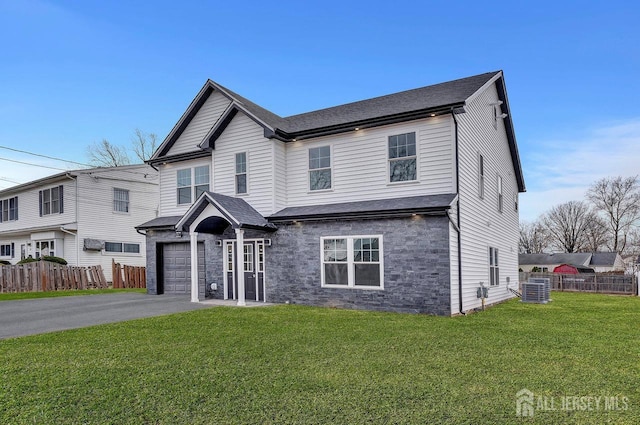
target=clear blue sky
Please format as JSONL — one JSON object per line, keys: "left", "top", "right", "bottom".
{"left": 1, "top": 0, "right": 638, "bottom": 221}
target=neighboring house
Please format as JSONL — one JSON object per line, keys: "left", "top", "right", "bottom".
{"left": 137, "top": 70, "right": 526, "bottom": 315}
{"left": 0, "top": 165, "right": 158, "bottom": 280}
{"left": 519, "top": 252, "right": 625, "bottom": 273}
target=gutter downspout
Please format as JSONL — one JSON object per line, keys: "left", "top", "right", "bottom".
{"left": 65, "top": 173, "right": 80, "bottom": 266}
{"left": 451, "top": 109, "right": 464, "bottom": 315}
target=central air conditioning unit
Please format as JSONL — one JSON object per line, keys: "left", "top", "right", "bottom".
{"left": 521, "top": 278, "right": 551, "bottom": 304}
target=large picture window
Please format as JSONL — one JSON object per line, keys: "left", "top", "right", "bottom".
{"left": 388, "top": 132, "right": 417, "bottom": 182}
{"left": 309, "top": 146, "right": 331, "bottom": 191}
{"left": 177, "top": 165, "right": 210, "bottom": 205}
{"left": 321, "top": 235, "right": 383, "bottom": 289}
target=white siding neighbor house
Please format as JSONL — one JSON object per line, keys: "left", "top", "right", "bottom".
{"left": 138, "top": 71, "right": 526, "bottom": 315}
{"left": 0, "top": 165, "right": 158, "bottom": 280}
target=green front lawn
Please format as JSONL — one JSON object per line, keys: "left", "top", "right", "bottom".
{"left": 0, "top": 288, "right": 146, "bottom": 301}
{"left": 0, "top": 293, "right": 638, "bottom": 424}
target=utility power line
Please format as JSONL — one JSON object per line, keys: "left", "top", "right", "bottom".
{"left": 0, "top": 145, "right": 91, "bottom": 167}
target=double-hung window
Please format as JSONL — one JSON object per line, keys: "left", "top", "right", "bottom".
{"left": 177, "top": 165, "right": 210, "bottom": 205}
{"left": 388, "top": 132, "right": 417, "bottom": 182}
{"left": 235, "top": 152, "right": 247, "bottom": 194}
{"left": 113, "top": 188, "right": 129, "bottom": 213}
{"left": 309, "top": 146, "right": 331, "bottom": 191}
{"left": 0, "top": 243, "right": 14, "bottom": 258}
{"left": 0, "top": 197, "right": 18, "bottom": 222}
{"left": 489, "top": 247, "right": 499, "bottom": 286}
{"left": 321, "top": 235, "right": 383, "bottom": 289}
{"left": 39, "top": 186, "right": 63, "bottom": 216}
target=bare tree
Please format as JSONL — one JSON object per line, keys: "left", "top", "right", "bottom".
{"left": 87, "top": 139, "right": 131, "bottom": 167}
{"left": 582, "top": 213, "right": 609, "bottom": 252}
{"left": 519, "top": 220, "right": 549, "bottom": 254}
{"left": 542, "top": 201, "right": 592, "bottom": 253}
{"left": 586, "top": 176, "right": 640, "bottom": 254}
{"left": 131, "top": 129, "right": 158, "bottom": 163}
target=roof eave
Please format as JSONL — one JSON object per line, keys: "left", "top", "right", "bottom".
{"left": 268, "top": 206, "right": 451, "bottom": 223}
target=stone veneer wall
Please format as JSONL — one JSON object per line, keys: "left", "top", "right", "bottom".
{"left": 266, "top": 215, "right": 452, "bottom": 315}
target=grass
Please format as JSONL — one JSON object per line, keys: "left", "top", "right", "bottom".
{"left": 0, "top": 288, "right": 146, "bottom": 301}
{"left": 0, "top": 292, "right": 638, "bottom": 424}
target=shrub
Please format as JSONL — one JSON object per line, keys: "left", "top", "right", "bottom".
{"left": 17, "top": 257, "right": 38, "bottom": 264}
{"left": 42, "top": 255, "right": 68, "bottom": 265}
{"left": 0, "top": 260, "right": 11, "bottom": 265}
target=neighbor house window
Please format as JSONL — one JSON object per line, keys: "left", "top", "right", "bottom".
{"left": 309, "top": 146, "right": 331, "bottom": 191}
{"left": 321, "top": 236, "right": 383, "bottom": 289}
{"left": 0, "top": 196, "right": 18, "bottom": 222}
{"left": 489, "top": 247, "right": 499, "bottom": 286}
{"left": 478, "top": 153, "right": 485, "bottom": 199}
{"left": 35, "top": 240, "right": 55, "bottom": 258}
{"left": 514, "top": 193, "right": 518, "bottom": 212}
{"left": 39, "top": 186, "right": 63, "bottom": 216}
{"left": 113, "top": 188, "right": 129, "bottom": 213}
{"left": 388, "top": 132, "right": 417, "bottom": 182}
{"left": 177, "top": 166, "right": 210, "bottom": 205}
{"left": 0, "top": 243, "right": 14, "bottom": 258}
{"left": 235, "top": 152, "right": 247, "bottom": 194}
{"left": 497, "top": 175, "right": 503, "bottom": 213}
{"left": 104, "top": 242, "right": 140, "bottom": 254}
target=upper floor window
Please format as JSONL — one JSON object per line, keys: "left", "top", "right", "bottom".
{"left": 0, "top": 197, "right": 18, "bottom": 222}
{"left": 478, "top": 153, "right": 485, "bottom": 199}
{"left": 177, "top": 166, "right": 210, "bottom": 205}
{"left": 309, "top": 146, "right": 331, "bottom": 191}
{"left": 489, "top": 247, "right": 499, "bottom": 286}
{"left": 113, "top": 188, "right": 129, "bottom": 213}
{"left": 39, "top": 185, "right": 63, "bottom": 216}
{"left": 321, "top": 235, "right": 383, "bottom": 289}
{"left": 497, "top": 175, "right": 503, "bottom": 213}
{"left": 388, "top": 132, "right": 416, "bottom": 182}
{"left": 235, "top": 152, "right": 247, "bottom": 194}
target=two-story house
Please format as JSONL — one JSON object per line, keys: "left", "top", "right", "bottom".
{"left": 0, "top": 164, "right": 158, "bottom": 281}
{"left": 137, "top": 71, "right": 526, "bottom": 315}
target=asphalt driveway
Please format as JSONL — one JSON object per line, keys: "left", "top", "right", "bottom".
{"left": 0, "top": 293, "right": 215, "bottom": 340}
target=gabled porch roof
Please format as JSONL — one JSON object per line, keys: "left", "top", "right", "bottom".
{"left": 175, "top": 192, "right": 277, "bottom": 234}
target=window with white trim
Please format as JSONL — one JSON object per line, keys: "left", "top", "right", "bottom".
{"left": 309, "top": 146, "right": 331, "bottom": 191}
{"left": 321, "top": 236, "right": 383, "bottom": 288}
{"left": 104, "top": 242, "right": 140, "bottom": 254}
{"left": 39, "top": 186, "right": 63, "bottom": 216}
{"left": 235, "top": 152, "right": 247, "bottom": 194}
{"left": 388, "top": 132, "right": 417, "bottom": 182}
{"left": 113, "top": 188, "right": 129, "bottom": 213}
{"left": 177, "top": 166, "right": 210, "bottom": 205}
{"left": 0, "top": 196, "right": 18, "bottom": 222}
{"left": 489, "top": 247, "right": 499, "bottom": 286}
{"left": 478, "top": 153, "right": 485, "bottom": 199}
{"left": 35, "top": 240, "right": 55, "bottom": 258}
{"left": 0, "top": 243, "right": 14, "bottom": 258}
{"left": 497, "top": 175, "right": 503, "bottom": 213}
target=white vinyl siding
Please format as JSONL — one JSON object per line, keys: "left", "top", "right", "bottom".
{"left": 286, "top": 117, "right": 454, "bottom": 207}
{"left": 213, "top": 113, "right": 274, "bottom": 215}
{"left": 456, "top": 79, "right": 520, "bottom": 311}
{"left": 167, "top": 91, "right": 232, "bottom": 156}
{"left": 273, "top": 140, "right": 287, "bottom": 212}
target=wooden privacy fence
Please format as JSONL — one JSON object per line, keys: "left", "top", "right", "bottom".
{"left": 520, "top": 272, "right": 637, "bottom": 295}
{"left": 0, "top": 262, "right": 108, "bottom": 293}
{"left": 112, "top": 260, "right": 146, "bottom": 289}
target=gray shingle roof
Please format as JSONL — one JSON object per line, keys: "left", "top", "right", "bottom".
{"left": 589, "top": 252, "right": 619, "bottom": 267}
{"left": 207, "top": 192, "right": 276, "bottom": 230}
{"left": 136, "top": 216, "right": 182, "bottom": 230}
{"left": 519, "top": 253, "right": 592, "bottom": 266}
{"left": 269, "top": 194, "right": 456, "bottom": 221}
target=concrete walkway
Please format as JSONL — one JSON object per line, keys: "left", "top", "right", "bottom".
{"left": 0, "top": 293, "right": 271, "bottom": 340}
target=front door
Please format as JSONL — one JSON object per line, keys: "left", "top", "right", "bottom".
{"left": 224, "top": 240, "right": 265, "bottom": 302}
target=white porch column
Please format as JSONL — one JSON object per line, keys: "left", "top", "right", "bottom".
{"left": 190, "top": 231, "right": 199, "bottom": 303}
{"left": 235, "top": 228, "right": 246, "bottom": 306}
